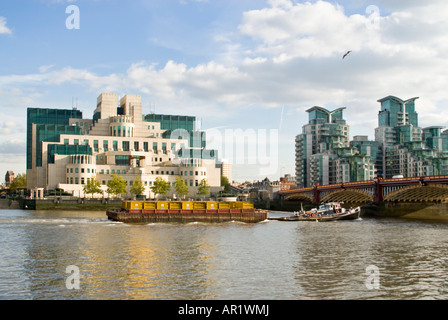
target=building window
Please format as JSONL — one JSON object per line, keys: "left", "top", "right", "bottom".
{"left": 75, "top": 168, "right": 79, "bottom": 173}
{"left": 75, "top": 178, "right": 79, "bottom": 184}
{"left": 153, "top": 142, "right": 158, "bottom": 154}
{"left": 113, "top": 141, "right": 118, "bottom": 151}
{"left": 81, "top": 168, "right": 85, "bottom": 173}
{"left": 116, "top": 155, "right": 130, "bottom": 166}
{"left": 103, "top": 141, "right": 108, "bottom": 151}
{"left": 144, "top": 142, "right": 148, "bottom": 152}
{"left": 134, "top": 141, "right": 139, "bottom": 151}
{"left": 122, "top": 141, "right": 130, "bottom": 151}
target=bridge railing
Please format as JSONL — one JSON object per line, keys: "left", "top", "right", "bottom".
{"left": 279, "top": 175, "right": 448, "bottom": 202}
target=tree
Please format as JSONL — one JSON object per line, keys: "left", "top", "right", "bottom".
{"left": 106, "top": 174, "right": 127, "bottom": 198}
{"left": 174, "top": 177, "right": 189, "bottom": 199}
{"left": 150, "top": 177, "right": 171, "bottom": 199}
{"left": 9, "top": 173, "right": 26, "bottom": 194}
{"left": 130, "top": 176, "right": 145, "bottom": 197}
{"left": 197, "top": 179, "right": 210, "bottom": 199}
{"left": 221, "top": 176, "right": 231, "bottom": 193}
{"left": 83, "top": 177, "right": 102, "bottom": 198}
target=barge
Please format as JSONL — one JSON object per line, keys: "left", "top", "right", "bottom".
{"left": 106, "top": 200, "right": 269, "bottom": 223}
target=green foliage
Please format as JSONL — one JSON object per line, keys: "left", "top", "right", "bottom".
{"left": 220, "top": 176, "right": 231, "bottom": 193}
{"left": 130, "top": 176, "right": 145, "bottom": 196}
{"left": 174, "top": 177, "right": 189, "bottom": 198}
{"left": 106, "top": 174, "right": 127, "bottom": 197}
{"left": 9, "top": 173, "right": 26, "bottom": 194}
{"left": 198, "top": 179, "right": 210, "bottom": 196}
{"left": 83, "top": 177, "right": 102, "bottom": 198}
{"left": 150, "top": 177, "right": 171, "bottom": 198}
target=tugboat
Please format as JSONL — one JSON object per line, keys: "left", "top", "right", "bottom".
{"left": 270, "top": 202, "right": 361, "bottom": 222}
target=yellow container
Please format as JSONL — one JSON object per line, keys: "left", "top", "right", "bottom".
{"left": 128, "top": 201, "right": 143, "bottom": 209}
{"left": 193, "top": 202, "right": 206, "bottom": 209}
{"left": 218, "top": 202, "right": 230, "bottom": 209}
{"left": 182, "top": 202, "right": 193, "bottom": 210}
{"left": 143, "top": 202, "right": 156, "bottom": 209}
{"left": 156, "top": 201, "right": 168, "bottom": 210}
{"left": 169, "top": 202, "right": 182, "bottom": 210}
{"left": 206, "top": 202, "right": 218, "bottom": 210}
{"left": 232, "top": 202, "right": 254, "bottom": 209}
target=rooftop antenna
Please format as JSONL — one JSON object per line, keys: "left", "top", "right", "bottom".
{"left": 72, "top": 97, "right": 78, "bottom": 110}
{"left": 149, "top": 102, "right": 156, "bottom": 115}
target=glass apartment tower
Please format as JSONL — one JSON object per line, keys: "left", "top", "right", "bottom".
{"left": 375, "top": 96, "right": 448, "bottom": 178}
{"left": 295, "top": 107, "right": 375, "bottom": 187}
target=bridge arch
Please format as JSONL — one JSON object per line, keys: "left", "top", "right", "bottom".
{"left": 321, "top": 189, "right": 374, "bottom": 204}
{"left": 384, "top": 184, "right": 448, "bottom": 203}
{"left": 284, "top": 193, "right": 313, "bottom": 203}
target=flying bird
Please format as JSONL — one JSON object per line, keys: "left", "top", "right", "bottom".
{"left": 342, "top": 51, "right": 351, "bottom": 59}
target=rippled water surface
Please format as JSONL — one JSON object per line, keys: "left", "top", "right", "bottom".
{"left": 0, "top": 209, "right": 447, "bottom": 300}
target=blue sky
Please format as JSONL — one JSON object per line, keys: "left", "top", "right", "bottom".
{"left": 2, "top": 0, "right": 448, "bottom": 183}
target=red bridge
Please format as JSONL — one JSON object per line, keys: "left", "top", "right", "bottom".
{"left": 279, "top": 176, "right": 448, "bottom": 204}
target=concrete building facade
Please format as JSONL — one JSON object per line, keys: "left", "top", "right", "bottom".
{"left": 27, "top": 93, "right": 223, "bottom": 198}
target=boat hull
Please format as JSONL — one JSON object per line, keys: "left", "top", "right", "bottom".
{"left": 269, "top": 207, "right": 361, "bottom": 222}
{"left": 107, "top": 208, "right": 269, "bottom": 224}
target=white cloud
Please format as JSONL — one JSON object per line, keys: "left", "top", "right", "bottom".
{"left": 2, "top": 1, "right": 448, "bottom": 159}
{"left": 0, "top": 17, "right": 12, "bottom": 34}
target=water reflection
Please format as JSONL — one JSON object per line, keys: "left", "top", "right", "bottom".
{"left": 0, "top": 210, "right": 447, "bottom": 300}
{"left": 293, "top": 218, "right": 448, "bottom": 300}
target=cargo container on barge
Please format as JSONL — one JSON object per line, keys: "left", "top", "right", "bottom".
{"left": 106, "top": 200, "right": 269, "bottom": 223}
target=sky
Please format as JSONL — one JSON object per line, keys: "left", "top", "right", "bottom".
{"left": 1, "top": 0, "right": 448, "bottom": 184}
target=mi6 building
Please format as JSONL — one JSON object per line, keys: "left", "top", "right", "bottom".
{"left": 26, "top": 93, "right": 223, "bottom": 198}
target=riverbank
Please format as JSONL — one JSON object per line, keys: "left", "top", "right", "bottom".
{"left": 0, "top": 199, "right": 20, "bottom": 209}
{"left": 12, "top": 198, "right": 122, "bottom": 211}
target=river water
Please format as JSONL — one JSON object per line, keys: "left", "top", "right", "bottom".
{"left": 0, "top": 209, "right": 447, "bottom": 300}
